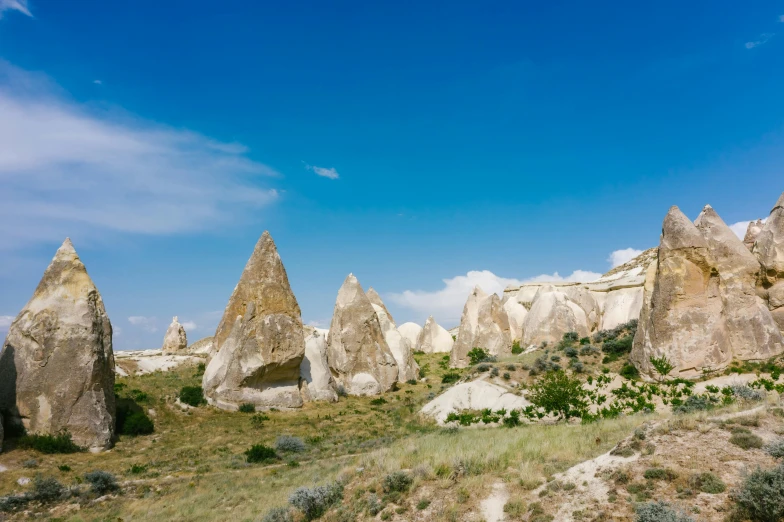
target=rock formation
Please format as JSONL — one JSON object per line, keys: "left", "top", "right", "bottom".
{"left": 745, "top": 219, "right": 766, "bottom": 251}
{"left": 502, "top": 297, "right": 528, "bottom": 342}
{"left": 366, "top": 287, "right": 393, "bottom": 322}
{"left": 521, "top": 287, "right": 589, "bottom": 346}
{"left": 420, "top": 379, "right": 530, "bottom": 424}
{"left": 162, "top": 316, "right": 187, "bottom": 353}
{"left": 450, "top": 286, "right": 512, "bottom": 368}
{"left": 369, "top": 293, "right": 419, "bottom": 382}
{"left": 300, "top": 327, "right": 338, "bottom": 402}
{"left": 753, "top": 192, "right": 784, "bottom": 332}
{"left": 202, "top": 232, "right": 305, "bottom": 410}
{"left": 188, "top": 336, "right": 213, "bottom": 355}
{"left": 398, "top": 322, "right": 423, "bottom": 348}
{"left": 0, "top": 239, "right": 115, "bottom": 451}
{"left": 0, "top": 412, "right": 4, "bottom": 453}
{"left": 417, "top": 315, "right": 454, "bottom": 354}
{"left": 326, "top": 274, "right": 399, "bottom": 395}
{"left": 631, "top": 205, "right": 783, "bottom": 379}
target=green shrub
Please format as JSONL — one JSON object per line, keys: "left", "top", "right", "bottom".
{"left": 732, "top": 464, "right": 784, "bottom": 522}
{"left": 120, "top": 410, "right": 155, "bottom": 436}
{"left": 370, "top": 398, "right": 387, "bottom": 406}
{"left": 649, "top": 355, "right": 675, "bottom": 381}
{"left": 441, "top": 372, "right": 460, "bottom": 384}
{"left": 261, "top": 506, "right": 293, "bottom": 522}
{"left": 251, "top": 413, "right": 270, "bottom": 428}
{"left": 634, "top": 501, "right": 694, "bottom": 522}
{"left": 30, "top": 474, "right": 66, "bottom": 502}
{"left": 643, "top": 468, "right": 678, "bottom": 481}
{"left": 467, "top": 347, "right": 490, "bottom": 365}
{"left": 128, "top": 389, "right": 149, "bottom": 402}
{"left": 688, "top": 472, "right": 725, "bottom": 494}
{"left": 416, "top": 499, "right": 430, "bottom": 510}
{"left": 764, "top": 439, "right": 784, "bottom": 460}
{"left": 288, "top": 481, "right": 344, "bottom": 521}
{"left": 620, "top": 363, "right": 640, "bottom": 380}
{"left": 383, "top": 471, "right": 413, "bottom": 493}
{"left": 84, "top": 470, "right": 119, "bottom": 494}
{"left": 57, "top": 465, "right": 71, "bottom": 472}
{"left": 503, "top": 372, "right": 511, "bottom": 380}
{"left": 528, "top": 371, "right": 588, "bottom": 420}
{"left": 179, "top": 386, "right": 206, "bottom": 407}
{"left": 128, "top": 464, "right": 147, "bottom": 474}
{"left": 22, "top": 459, "right": 38, "bottom": 469}
{"left": 563, "top": 332, "right": 579, "bottom": 343}
{"left": 275, "top": 435, "right": 306, "bottom": 453}
{"left": 18, "top": 431, "right": 83, "bottom": 454}
{"left": 511, "top": 341, "right": 523, "bottom": 355}
{"left": 406, "top": 379, "right": 417, "bottom": 385}
{"left": 674, "top": 394, "right": 715, "bottom": 414}
{"left": 245, "top": 444, "right": 278, "bottom": 464}
{"left": 504, "top": 498, "right": 526, "bottom": 517}
{"left": 238, "top": 403, "right": 256, "bottom": 413}
{"left": 730, "top": 432, "right": 765, "bottom": 450}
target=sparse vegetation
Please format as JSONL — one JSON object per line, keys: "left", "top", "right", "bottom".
{"left": 245, "top": 444, "right": 278, "bottom": 463}
{"left": 288, "top": 481, "right": 344, "bottom": 521}
{"left": 275, "top": 435, "right": 306, "bottom": 453}
{"left": 238, "top": 403, "right": 256, "bottom": 413}
{"left": 17, "top": 431, "right": 83, "bottom": 454}
{"left": 179, "top": 385, "right": 207, "bottom": 407}
{"left": 731, "top": 464, "right": 784, "bottom": 522}
{"left": 635, "top": 501, "right": 694, "bottom": 522}
{"left": 527, "top": 370, "right": 588, "bottom": 420}
{"left": 467, "top": 347, "right": 491, "bottom": 365}
{"left": 84, "top": 470, "right": 119, "bottom": 494}
{"left": 730, "top": 431, "right": 765, "bottom": 450}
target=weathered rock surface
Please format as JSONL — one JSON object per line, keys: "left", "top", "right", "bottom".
{"left": 744, "top": 219, "right": 766, "bottom": 250}
{"left": 0, "top": 239, "right": 115, "bottom": 451}
{"left": 631, "top": 205, "right": 783, "bottom": 379}
{"left": 521, "top": 287, "right": 589, "bottom": 346}
{"left": 188, "top": 336, "right": 213, "bottom": 355}
{"left": 370, "top": 296, "right": 419, "bottom": 382}
{"left": 450, "top": 286, "right": 512, "bottom": 368}
{"left": 398, "top": 322, "right": 423, "bottom": 348}
{"left": 300, "top": 327, "right": 338, "bottom": 402}
{"left": 202, "top": 232, "right": 305, "bottom": 410}
{"left": 366, "top": 287, "right": 393, "bottom": 322}
{"left": 417, "top": 316, "right": 454, "bottom": 354}
{"left": 114, "top": 350, "right": 200, "bottom": 377}
{"left": 162, "top": 316, "right": 187, "bottom": 353}
{"left": 0, "top": 411, "right": 4, "bottom": 453}
{"left": 326, "top": 274, "right": 399, "bottom": 395}
{"left": 502, "top": 297, "right": 528, "bottom": 342}
{"left": 420, "top": 378, "right": 530, "bottom": 424}
{"left": 754, "top": 192, "right": 784, "bottom": 331}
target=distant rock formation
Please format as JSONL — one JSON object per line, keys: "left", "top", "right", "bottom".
{"left": 202, "top": 232, "right": 305, "bottom": 410}
{"left": 398, "top": 322, "right": 423, "bottom": 348}
{"left": 369, "top": 291, "right": 419, "bottom": 382}
{"left": 366, "top": 287, "right": 394, "bottom": 322}
{"left": 417, "top": 316, "right": 454, "bottom": 354}
{"left": 188, "top": 336, "right": 213, "bottom": 355}
{"left": 162, "top": 316, "right": 187, "bottom": 353}
{"left": 522, "top": 287, "right": 589, "bottom": 346}
{"left": 744, "top": 219, "right": 766, "bottom": 251}
{"left": 502, "top": 297, "right": 528, "bottom": 342}
{"left": 300, "top": 327, "right": 338, "bottom": 402}
{"left": 631, "top": 205, "right": 783, "bottom": 379}
{"left": 0, "top": 239, "right": 115, "bottom": 451}
{"left": 420, "top": 379, "right": 530, "bottom": 424}
{"left": 450, "top": 286, "right": 512, "bottom": 368}
{"left": 326, "top": 274, "right": 399, "bottom": 395}
{"left": 753, "top": 192, "right": 784, "bottom": 332}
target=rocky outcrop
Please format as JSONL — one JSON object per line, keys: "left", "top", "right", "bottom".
{"left": 326, "top": 274, "right": 399, "bottom": 395}
{"left": 420, "top": 379, "right": 530, "bottom": 424}
{"left": 745, "top": 219, "right": 766, "bottom": 251}
{"left": 502, "top": 297, "right": 528, "bottom": 342}
{"left": 521, "top": 287, "right": 589, "bottom": 346}
{"left": 0, "top": 239, "right": 115, "bottom": 451}
{"left": 366, "top": 287, "right": 393, "bottom": 322}
{"left": 202, "top": 232, "right": 305, "bottom": 410}
{"left": 398, "top": 322, "right": 423, "bottom": 348}
{"left": 370, "top": 295, "right": 419, "bottom": 382}
{"left": 450, "top": 286, "right": 512, "bottom": 368}
{"left": 754, "top": 193, "right": 784, "bottom": 332}
{"left": 300, "top": 327, "right": 338, "bottom": 402}
{"left": 114, "top": 350, "right": 200, "bottom": 377}
{"left": 417, "top": 316, "right": 454, "bottom": 354}
{"left": 162, "top": 317, "right": 187, "bottom": 353}
{"left": 631, "top": 205, "right": 783, "bottom": 379}
{"left": 188, "top": 336, "right": 213, "bottom": 355}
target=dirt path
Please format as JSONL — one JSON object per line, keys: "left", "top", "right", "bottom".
{"left": 480, "top": 481, "right": 509, "bottom": 522}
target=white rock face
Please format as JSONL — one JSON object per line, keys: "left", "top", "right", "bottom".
{"left": 115, "top": 349, "right": 200, "bottom": 376}
{"left": 370, "top": 301, "right": 419, "bottom": 383}
{"left": 398, "top": 322, "right": 423, "bottom": 348}
{"left": 326, "top": 274, "right": 399, "bottom": 395}
{"left": 300, "top": 327, "right": 338, "bottom": 402}
{"left": 162, "top": 316, "right": 187, "bottom": 354}
{"left": 754, "top": 192, "right": 784, "bottom": 332}
{"left": 420, "top": 379, "right": 530, "bottom": 424}
{"left": 450, "top": 286, "right": 512, "bottom": 368}
{"left": 502, "top": 297, "right": 528, "bottom": 342}
{"left": 188, "top": 337, "right": 213, "bottom": 355}
{"left": 417, "top": 316, "right": 454, "bottom": 353}
{"left": 0, "top": 239, "right": 115, "bottom": 451}
{"left": 745, "top": 219, "right": 766, "bottom": 250}
{"left": 522, "top": 288, "right": 589, "bottom": 346}
{"left": 203, "top": 231, "right": 306, "bottom": 410}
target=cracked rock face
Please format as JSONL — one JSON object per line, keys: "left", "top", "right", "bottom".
{"left": 417, "top": 315, "right": 454, "bottom": 354}
{"left": 521, "top": 286, "right": 589, "bottom": 347}
{"left": 202, "top": 232, "right": 306, "bottom": 410}
{"left": 368, "top": 289, "right": 419, "bottom": 383}
{"left": 326, "top": 274, "right": 399, "bottom": 395}
{"left": 451, "top": 286, "right": 512, "bottom": 368}
{"left": 162, "top": 316, "right": 187, "bottom": 353}
{"left": 0, "top": 239, "right": 115, "bottom": 451}
{"left": 754, "top": 192, "right": 784, "bottom": 332}
{"left": 300, "top": 327, "right": 338, "bottom": 402}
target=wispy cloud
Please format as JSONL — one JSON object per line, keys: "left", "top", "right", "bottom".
{"left": 0, "top": 61, "right": 279, "bottom": 250}
{"left": 779, "top": 15, "right": 784, "bottom": 23}
{"left": 0, "top": 0, "right": 31, "bottom": 18}
{"left": 93, "top": 80, "right": 102, "bottom": 85}
{"left": 305, "top": 163, "right": 340, "bottom": 180}
{"left": 0, "top": 314, "right": 14, "bottom": 330}
{"left": 128, "top": 316, "right": 158, "bottom": 333}
{"left": 729, "top": 218, "right": 767, "bottom": 239}
{"left": 181, "top": 320, "right": 197, "bottom": 331}
{"left": 746, "top": 33, "right": 774, "bottom": 49}
{"left": 608, "top": 248, "right": 643, "bottom": 269}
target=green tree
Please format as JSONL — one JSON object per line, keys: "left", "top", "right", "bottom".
{"left": 528, "top": 371, "right": 588, "bottom": 420}
{"left": 649, "top": 355, "right": 675, "bottom": 382}
{"left": 467, "top": 347, "right": 490, "bottom": 365}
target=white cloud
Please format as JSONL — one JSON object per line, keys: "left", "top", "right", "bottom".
{"left": 306, "top": 319, "right": 329, "bottom": 328}
{"left": 0, "top": 0, "right": 31, "bottom": 18}
{"left": 388, "top": 268, "right": 601, "bottom": 327}
{"left": 128, "top": 316, "right": 158, "bottom": 333}
{"left": 728, "top": 218, "right": 767, "bottom": 239}
{"left": 181, "top": 320, "right": 197, "bottom": 331}
{"left": 608, "top": 248, "right": 644, "bottom": 269}
{"left": 113, "top": 326, "right": 123, "bottom": 337}
{"left": 93, "top": 80, "right": 102, "bottom": 85}
{"left": 746, "top": 33, "right": 774, "bottom": 49}
{"left": 780, "top": 14, "right": 784, "bottom": 22}
{"left": 0, "top": 314, "right": 14, "bottom": 329}
{"left": 0, "top": 61, "right": 279, "bottom": 250}
{"left": 305, "top": 164, "right": 339, "bottom": 180}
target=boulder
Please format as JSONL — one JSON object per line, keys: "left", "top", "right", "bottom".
{"left": 754, "top": 192, "right": 784, "bottom": 331}
{"left": 300, "top": 327, "right": 338, "bottom": 402}
{"left": 502, "top": 297, "right": 528, "bottom": 342}
{"left": 744, "top": 219, "right": 766, "bottom": 251}
{"left": 370, "top": 296, "right": 419, "bottom": 382}
{"left": 450, "top": 286, "right": 512, "bottom": 368}
{"left": 162, "top": 316, "right": 187, "bottom": 353}
{"left": 202, "top": 232, "right": 305, "bottom": 410}
{"left": 417, "top": 315, "right": 454, "bottom": 354}
{"left": 0, "top": 239, "right": 115, "bottom": 451}
{"left": 521, "top": 287, "right": 589, "bottom": 347}
{"left": 398, "top": 322, "right": 423, "bottom": 348}
{"left": 326, "top": 274, "right": 399, "bottom": 395}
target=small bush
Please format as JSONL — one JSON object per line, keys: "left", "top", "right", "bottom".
{"left": 275, "top": 435, "right": 306, "bottom": 453}
{"left": 620, "top": 363, "right": 640, "bottom": 380}
{"left": 491, "top": 367, "right": 500, "bottom": 377}
{"left": 288, "top": 481, "right": 344, "bottom": 521}
{"left": 477, "top": 363, "right": 491, "bottom": 372}
{"left": 580, "top": 345, "right": 600, "bottom": 356}
{"left": 503, "top": 372, "right": 511, "bottom": 380}
{"left": 84, "top": 470, "right": 119, "bottom": 494}
{"left": 441, "top": 372, "right": 461, "bottom": 384}
{"left": 18, "top": 431, "right": 83, "bottom": 454}
{"left": 512, "top": 341, "right": 523, "bottom": 355}
{"left": 262, "top": 506, "right": 294, "bottom": 522}
{"left": 674, "top": 394, "right": 715, "bottom": 414}
{"left": 732, "top": 464, "right": 784, "bottom": 522}
{"left": 383, "top": 471, "right": 413, "bottom": 493}
{"left": 634, "top": 501, "right": 694, "bottom": 522}
{"left": 528, "top": 371, "right": 588, "bottom": 420}
{"left": 30, "top": 474, "right": 66, "bottom": 502}
{"left": 179, "top": 386, "right": 206, "bottom": 407}
{"left": 406, "top": 379, "right": 417, "bottom": 385}
{"left": 251, "top": 413, "right": 270, "bottom": 428}
{"left": 504, "top": 498, "right": 526, "bottom": 516}
{"left": 245, "top": 444, "right": 278, "bottom": 463}
{"left": 57, "top": 465, "right": 71, "bottom": 472}
{"left": 564, "top": 346, "right": 578, "bottom": 358}
{"left": 128, "top": 464, "right": 147, "bottom": 474}
{"left": 238, "top": 403, "right": 256, "bottom": 413}
{"left": 22, "top": 459, "right": 38, "bottom": 469}
{"left": 370, "top": 398, "right": 387, "bottom": 406}
{"left": 416, "top": 499, "right": 431, "bottom": 510}
{"left": 730, "top": 432, "right": 765, "bottom": 450}
{"left": 120, "top": 410, "right": 155, "bottom": 436}
{"left": 689, "top": 472, "right": 725, "bottom": 494}
{"left": 643, "top": 468, "right": 678, "bottom": 481}
{"left": 764, "top": 439, "right": 784, "bottom": 460}
{"left": 730, "top": 384, "right": 765, "bottom": 402}
{"left": 563, "top": 332, "right": 579, "bottom": 343}
{"left": 468, "top": 347, "right": 490, "bottom": 365}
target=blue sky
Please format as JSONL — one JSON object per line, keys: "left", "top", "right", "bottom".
{"left": 1, "top": 0, "right": 783, "bottom": 349}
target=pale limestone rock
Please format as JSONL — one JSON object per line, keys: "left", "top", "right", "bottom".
{"left": 114, "top": 349, "right": 200, "bottom": 376}
{"left": 745, "top": 219, "right": 766, "bottom": 251}
{"left": 162, "top": 316, "right": 187, "bottom": 353}
{"left": 300, "top": 327, "right": 338, "bottom": 402}
{"left": 450, "top": 286, "right": 512, "bottom": 368}
{"left": 398, "top": 322, "right": 423, "bottom": 348}
{"left": 417, "top": 316, "right": 454, "bottom": 354}
{"left": 188, "top": 336, "right": 213, "bottom": 355}
{"left": 370, "top": 300, "right": 419, "bottom": 382}
{"left": 420, "top": 378, "right": 530, "bottom": 424}
{"left": 521, "top": 287, "right": 589, "bottom": 347}
{"left": 502, "top": 297, "right": 528, "bottom": 342}
{"left": 0, "top": 239, "right": 115, "bottom": 451}
{"left": 327, "top": 274, "right": 399, "bottom": 395}
{"left": 366, "top": 287, "right": 393, "bottom": 322}
{"left": 754, "top": 192, "right": 784, "bottom": 331}
{"left": 202, "top": 232, "right": 305, "bottom": 410}
{"left": 563, "top": 286, "right": 600, "bottom": 332}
